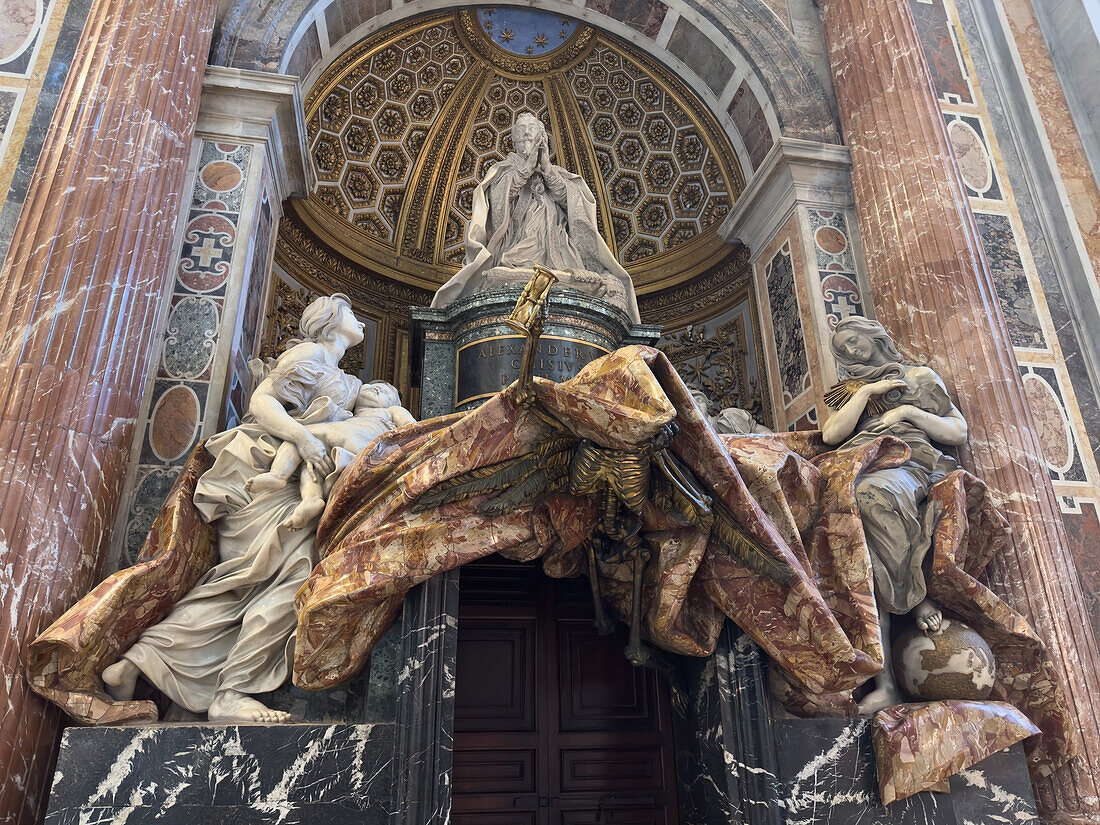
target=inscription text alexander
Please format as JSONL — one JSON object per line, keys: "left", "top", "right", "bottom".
{"left": 455, "top": 335, "right": 608, "bottom": 407}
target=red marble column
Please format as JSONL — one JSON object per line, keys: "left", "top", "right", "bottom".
{"left": 818, "top": 0, "right": 1100, "bottom": 821}
{"left": 0, "top": 0, "right": 215, "bottom": 821}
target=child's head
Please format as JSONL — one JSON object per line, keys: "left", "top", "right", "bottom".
{"left": 355, "top": 381, "right": 402, "bottom": 412}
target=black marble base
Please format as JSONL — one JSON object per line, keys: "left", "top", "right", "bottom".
{"left": 45, "top": 723, "right": 394, "bottom": 825}
{"left": 772, "top": 717, "right": 1038, "bottom": 825}
{"left": 700, "top": 627, "right": 1040, "bottom": 825}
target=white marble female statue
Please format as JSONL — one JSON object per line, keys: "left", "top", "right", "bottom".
{"left": 820, "top": 316, "right": 968, "bottom": 713}
{"left": 431, "top": 112, "right": 640, "bottom": 322}
{"left": 102, "top": 294, "right": 414, "bottom": 723}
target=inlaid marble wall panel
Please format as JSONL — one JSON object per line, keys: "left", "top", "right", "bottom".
{"left": 764, "top": 244, "right": 810, "bottom": 409}
{"left": 943, "top": 112, "right": 1002, "bottom": 201}
{"left": 0, "top": 88, "right": 20, "bottom": 157}
{"left": 1018, "top": 363, "right": 1089, "bottom": 485}
{"left": 912, "top": 0, "right": 1100, "bottom": 633}
{"left": 727, "top": 80, "right": 774, "bottom": 171}
{"left": 744, "top": 207, "right": 837, "bottom": 432}
{"left": 973, "top": 211, "right": 1045, "bottom": 350}
{"left": 1062, "top": 499, "right": 1100, "bottom": 643}
{"left": 0, "top": 0, "right": 88, "bottom": 267}
{"left": 584, "top": 0, "right": 668, "bottom": 39}
{"left": 789, "top": 408, "right": 818, "bottom": 431}
{"left": 806, "top": 207, "right": 866, "bottom": 331}
{"left": 910, "top": 0, "right": 973, "bottom": 104}
{"left": 113, "top": 141, "right": 257, "bottom": 568}
{"left": 0, "top": 0, "right": 53, "bottom": 76}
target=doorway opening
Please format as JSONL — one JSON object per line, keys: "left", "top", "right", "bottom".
{"left": 452, "top": 556, "right": 681, "bottom": 825}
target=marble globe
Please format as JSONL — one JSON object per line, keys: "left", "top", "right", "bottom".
{"left": 893, "top": 619, "right": 997, "bottom": 701}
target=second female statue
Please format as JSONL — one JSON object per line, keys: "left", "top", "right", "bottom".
{"left": 821, "top": 316, "right": 968, "bottom": 712}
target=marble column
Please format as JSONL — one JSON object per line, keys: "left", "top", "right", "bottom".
{"left": 0, "top": 0, "right": 215, "bottom": 822}
{"left": 818, "top": 0, "right": 1100, "bottom": 820}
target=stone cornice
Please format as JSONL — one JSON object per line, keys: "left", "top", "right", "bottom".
{"left": 720, "top": 137, "right": 852, "bottom": 255}
{"left": 198, "top": 65, "right": 314, "bottom": 199}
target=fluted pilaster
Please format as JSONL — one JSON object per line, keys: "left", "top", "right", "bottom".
{"left": 0, "top": 0, "right": 215, "bottom": 821}
{"left": 818, "top": 0, "right": 1100, "bottom": 820}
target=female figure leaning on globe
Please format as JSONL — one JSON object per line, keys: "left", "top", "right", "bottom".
{"left": 821, "top": 316, "right": 969, "bottom": 713}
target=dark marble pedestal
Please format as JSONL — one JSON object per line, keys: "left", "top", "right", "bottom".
{"left": 410, "top": 286, "right": 660, "bottom": 415}
{"left": 773, "top": 719, "right": 1038, "bottom": 825}
{"left": 45, "top": 723, "right": 395, "bottom": 824}
{"left": 680, "top": 626, "right": 1040, "bottom": 825}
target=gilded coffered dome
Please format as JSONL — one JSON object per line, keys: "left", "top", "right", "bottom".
{"left": 293, "top": 8, "right": 745, "bottom": 297}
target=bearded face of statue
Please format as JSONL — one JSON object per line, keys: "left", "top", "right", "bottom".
{"left": 512, "top": 113, "right": 546, "bottom": 160}
{"left": 513, "top": 126, "right": 539, "bottom": 158}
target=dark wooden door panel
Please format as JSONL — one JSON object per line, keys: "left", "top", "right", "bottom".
{"left": 454, "top": 558, "right": 678, "bottom": 825}
{"left": 559, "top": 802, "right": 672, "bottom": 825}
{"left": 451, "top": 811, "right": 541, "bottom": 825}
{"left": 459, "top": 562, "right": 541, "bottom": 610}
{"left": 455, "top": 618, "right": 537, "bottom": 733}
{"left": 557, "top": 620, "right": 655, "bottom": 732}
{"left": 558, "top": 747, "right": 665, "bottom": 793}
{"left": 451, "top": 747, "right": 538, "bottom": 794}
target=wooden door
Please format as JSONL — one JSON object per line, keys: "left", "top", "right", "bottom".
{"left": 452, "top": 557, "right": 679, "bottom": 825}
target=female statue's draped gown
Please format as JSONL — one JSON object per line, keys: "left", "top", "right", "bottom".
{"left": 840, "top": 397, "right": 957, "bottom": 614}
{"left": 120, "top": 355, "right": 361, "bottom": 712}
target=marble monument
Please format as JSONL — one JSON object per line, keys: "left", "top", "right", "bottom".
{"left": 430, "top": 112, "right": 640, "bottom": 322}
{"left": 30, "top": 307, "right": 1073, "bottom": 806}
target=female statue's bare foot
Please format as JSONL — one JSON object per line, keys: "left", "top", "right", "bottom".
{"left": 208, "top": 690, "right": 291, "bottom": 724}
{"left": 102, "top": 659, "right": 140, "bottom": 701}
{"left": 913, "top": 599, "right": 943, "bottom": 635}
{"left": 245, "top": 471, "right": 289, "bottom": 494}
{"left": 282, "top": 497, "right": 325, "bottom": 529}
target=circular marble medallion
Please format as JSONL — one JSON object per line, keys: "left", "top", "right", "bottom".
{"left": 149, "top": 385, "right": 200, "bottom": 462}
{"left": 947, "top": 119, "right": 993, "bottom": 195}
{"left": 0, "top": 0, "right": 41, "bottom": 65}
{"left": 815, "top": 225, "right": 847, "bottom": 255}
{"left": 201, "top": 160, "right": 244, "bottom": 192}
{"left": 1022, "top": 371, "right": 1074, "bottom": 472}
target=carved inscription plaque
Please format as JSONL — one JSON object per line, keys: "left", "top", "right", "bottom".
{"left": 455, "top": 335, "right": 609, "bottom": 407}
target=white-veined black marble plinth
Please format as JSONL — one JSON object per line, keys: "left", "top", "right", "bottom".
{"left": 694, "top": 627, "right": 1040, "bottom": 825}
{"left": 773, "top": 718, "right": 1037, "bottom": 825}
{"left": 45, "top": 723, "right": 395, "bottom": 825}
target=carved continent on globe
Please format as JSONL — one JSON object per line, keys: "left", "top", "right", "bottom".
{"left": 893, "top": 619, "right": 997, "bottom": 701}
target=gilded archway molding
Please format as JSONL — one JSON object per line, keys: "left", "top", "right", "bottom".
{"left": 212, "top": 0, "right": 840, "bottom": 172}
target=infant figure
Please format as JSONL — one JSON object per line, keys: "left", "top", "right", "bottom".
{"left": 245, "top": 381, "right": 416, "bottom": 528}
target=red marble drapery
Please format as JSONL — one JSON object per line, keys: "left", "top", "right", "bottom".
{"left": 818, "top": 0, "right": 1100, "bottom": 820}
{"left": 0, "top": 0, "right": 215, "bottom": 820}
